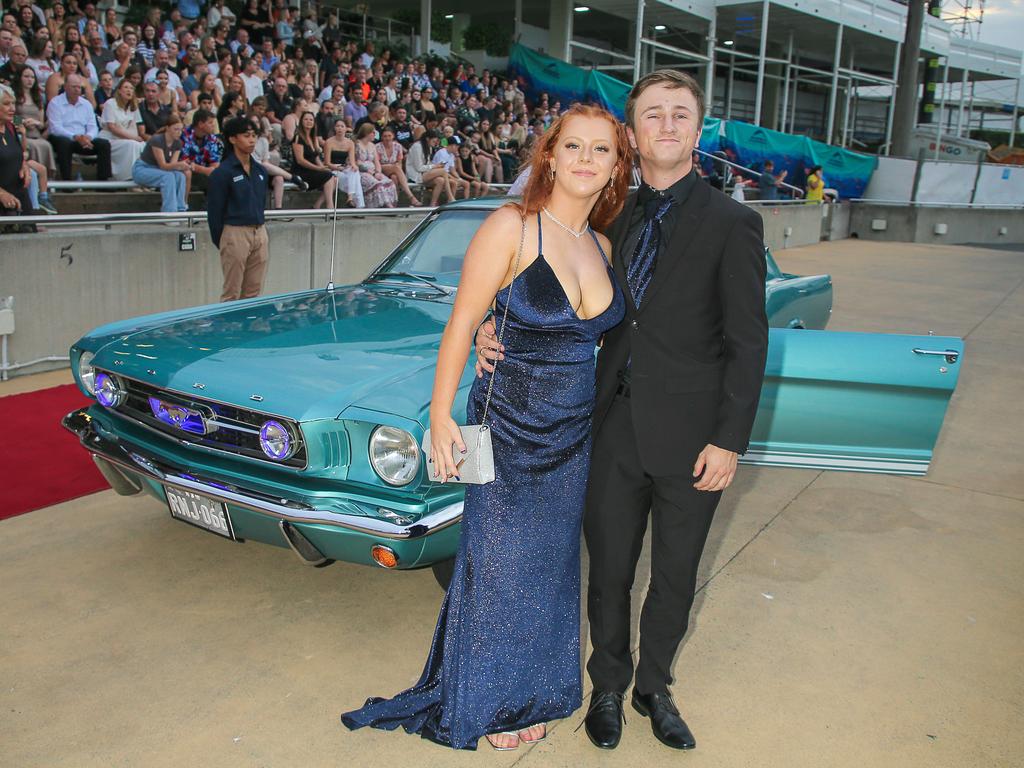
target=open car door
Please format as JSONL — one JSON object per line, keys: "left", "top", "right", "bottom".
{"left": 743, "top": 328, "right": 963, "bottom": 476}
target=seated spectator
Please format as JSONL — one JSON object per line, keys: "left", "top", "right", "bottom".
{"left": 145, "top": 49, "right": 186, "bottom": 104}
{"left": 266, "top": 75, "right": 292, "bottom": 122}
{"left": 388, "top": 105, "right": 414, "bottom": 148}
{"left": 315, "top": 96, "right": 338, "bottom": 139}
{"left": 93, "top": 68, "right": 114, "bottom": 110}
{"left": 180, "top": 107, "right": 221, "bottom": 190}
{"left": 406, "top": 128, "right": 453, "bottom": 206}
{"left": 86, "top": 30, "right": 112, "bottom": 74}
{"left": 238, "top": 56, "right": 263, "bottom": 104}
{"left": 47, "top": 72, "right": 111, "bottom": 179}
{"left": 154, "top": 69, "right": 179, "bottom": 109}
{"left": 0, "top": 39, "right": 28, "bottom": 85}
{"left": 229, "top": 27, "right": 254, "bottom": 58}
{"left": 190, "top": 73, "right": 221, "bottom": 111}
{"left": 186, "top": 91, "right": 216, "bottom": 128}
{"left": 375, "top": 125, "right": 420, "bottom": 206}
{"left": 456, "top": 142, "right": 488, "bottom": 198}
{"left": 177, "top": 0, "right": 205, "bottom": 23}
{"left": 290, "top": 109, "right": 336, "bottom": 207}
{"left": 433, "top": 139, "right": 469, "bottom": 200}
{"left": 475, "top": 118, "right": 503, "bottom": 183}
{"left": 207, "top": 0, "right": 236, "bottom": 30}
{"left": 138, "top": 80, "right": 171, "bottom": 139}
{"left": 217, "top": 89, "right": 244, "bottom": 128}
{"left": 323, "top": 118, "right": 363, "bottom": 207}
{"left": 249, "top": 95, "right": 306, "bottom": 208}
{"left": 26, "top": 37, "right": 57, "bottom": 88}
{"left": 275, "top": 8, "right": 295, "bottom": 48}
{"left": 352, "top": 121, "right": 396, "bottom": 208}
{"left": 0, "top": 89, "right": 34, "bottom": 220}
{"left": 98, "top": 78, "right": 144, "bottom": 180}
{"left": 46, "top": 50, "right": 94, "bottom": 105}
{"left": 343, "top": 84, "right": 366, "bottom": 127}
{"left": 136, "top": 23, "right": 163, "bottom": 68}
{"left": 131, "top": 113, "right": 190, "bottom": 212}
{"left": 13, "top": 64, "right": 56, "bottom": 175}
{"left": 106, "top": 41, "right": 134, "bottom": 83}
{"left": 103, "top": 7, "right": 120, "bottom": 44}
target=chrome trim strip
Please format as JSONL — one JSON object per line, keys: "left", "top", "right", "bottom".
{"left": 740, "top": 449, "right": 929, "bottom": 476}
{"left": 63, "top": 408, "right": 463, "bottom": 539}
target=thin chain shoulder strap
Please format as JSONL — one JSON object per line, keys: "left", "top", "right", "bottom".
{"left": 480, "top": 214, "right": 527, "bottom": 426}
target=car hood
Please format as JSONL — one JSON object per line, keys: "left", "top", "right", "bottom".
{"left": 88, "top": 287, "right": 454, "bottom": 423}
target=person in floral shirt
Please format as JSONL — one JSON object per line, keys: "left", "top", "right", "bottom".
{"left": 181, "top": 108, "right": 222, "bottom": 192}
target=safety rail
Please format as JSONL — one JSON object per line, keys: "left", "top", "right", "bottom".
{"left": 695, "top": 147, "right": 805, "bottom": 197}
{"left": 0, "top": 206, "right": 438, "bottom": 228}
{"left": 850, "top": 199, "right": 1024, "bottom": 209}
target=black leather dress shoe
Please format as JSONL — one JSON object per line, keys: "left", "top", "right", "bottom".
{"left": 631, "top": 690, "right": 696, "bottom": 750}
{"left": 583, "top": 690, "right": 626, "bottom": 749}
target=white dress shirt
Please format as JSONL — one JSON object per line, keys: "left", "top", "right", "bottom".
{"left": 47, "top": 93, "right": 99, "bottom": 139}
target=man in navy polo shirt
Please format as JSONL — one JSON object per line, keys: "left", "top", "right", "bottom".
{"left": 207, "top": 117, "right": 269, "bottom": 302}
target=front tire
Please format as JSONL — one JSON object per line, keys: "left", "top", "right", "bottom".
{"left": 431, "top": 558, "right": 454, "bottom": 590}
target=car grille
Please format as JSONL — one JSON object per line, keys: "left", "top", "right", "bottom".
{"left": 104, "top": 372, "right": 307, "bottom": 469}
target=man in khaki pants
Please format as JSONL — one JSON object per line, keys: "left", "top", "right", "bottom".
{"left": 207, "top": 117, "right": 270, "bottom": 302}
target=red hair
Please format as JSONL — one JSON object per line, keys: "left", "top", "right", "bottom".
{"left": 515, "top": 104, "right": 632, "bottom": 234}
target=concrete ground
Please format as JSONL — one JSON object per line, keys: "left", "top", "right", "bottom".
{"left": 1, "top": 240, "right": 1022, "bottom": 768}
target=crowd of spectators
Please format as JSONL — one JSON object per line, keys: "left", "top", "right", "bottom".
{"left": 0, "top": 0, "right": 566, "bottom": 221}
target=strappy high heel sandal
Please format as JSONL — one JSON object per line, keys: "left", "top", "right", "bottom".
{"left": 485, "top": 731, "right": 520, "bottom": 751}
{"left": 519, "top": 723, "right": 547, "bottom": 744}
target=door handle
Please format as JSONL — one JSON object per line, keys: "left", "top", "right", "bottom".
{"left": 913, "top": 348, "right": 959, "bottom": 364}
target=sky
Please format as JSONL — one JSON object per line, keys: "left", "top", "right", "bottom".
{"left": 964, "top": 0, "right": 1024, "bottom": 54}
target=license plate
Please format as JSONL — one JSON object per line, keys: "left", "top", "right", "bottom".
{"left": 165, "top": 485, "right": 235, "bottom": 540}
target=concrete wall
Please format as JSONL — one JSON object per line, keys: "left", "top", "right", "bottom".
{"left": 849, "top": 203, "right": 1024, "bottom": 245}
{"left": 750, "top": 202, "right": 823, "bottom": 252}
{"left": 0, "top": 214, "right": 426, "bottom": 378}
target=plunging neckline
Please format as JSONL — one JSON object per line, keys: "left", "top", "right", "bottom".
{"left": 498, "top": 254, "right": 617, "bottom": 323}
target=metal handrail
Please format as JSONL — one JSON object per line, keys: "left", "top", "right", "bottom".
{"left": 0, "top": 206, "right": 437, "bottom": 227}
{"left": 695, "top": 147, "right": 805, "bottom": 196}
{"left": 851, "top": 198, "right": 1024, "bottom": 209}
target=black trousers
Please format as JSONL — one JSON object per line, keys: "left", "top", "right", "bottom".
{"left": 584, "top": 395, "right": 721, "bottom": 695}
{"left": 49, "top": 135, "right": 112, "bottom": 181}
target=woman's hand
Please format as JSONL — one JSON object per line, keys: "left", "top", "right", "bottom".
{"left": 0, "top": 189, "right": 21, "bottom": 211}
{"left": 428, "top": 413, "right": 467, "bottom": 483}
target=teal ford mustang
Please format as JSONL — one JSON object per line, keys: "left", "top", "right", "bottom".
{"left": 63, "top": 199, "right": 961, "bottom": 584}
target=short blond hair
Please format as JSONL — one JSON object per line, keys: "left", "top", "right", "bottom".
{"left": 625, "top": 69, "right": 705, "bottom": 129}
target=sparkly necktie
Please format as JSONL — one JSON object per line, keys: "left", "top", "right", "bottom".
{"left": 626, "top": 194, "right": 675, "bottom": 309}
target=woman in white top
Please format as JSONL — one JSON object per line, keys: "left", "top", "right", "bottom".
{"left": 98, "top": 78, "right": 145, "bottom": 180}
{"left": 207, "top": 0, "right": 236, "bottom": 29}
{"left": 405, "top": 129, "right": 453, "bottom": 206}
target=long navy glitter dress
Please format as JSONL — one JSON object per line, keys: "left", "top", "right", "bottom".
{"left": 341, "top": 213, "right": 625, "bottom": 750}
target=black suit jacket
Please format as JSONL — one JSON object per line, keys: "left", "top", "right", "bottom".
{"left": 594, "top": 176, "right": 769, "bottom": 476}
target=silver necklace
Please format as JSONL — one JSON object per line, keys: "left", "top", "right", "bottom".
{"left": 542, "top": 207, "right": 590, "bottom": 239}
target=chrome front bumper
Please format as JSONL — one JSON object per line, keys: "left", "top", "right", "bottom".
{"left": 63, "top": 408, "right": 463, "bottom": 541}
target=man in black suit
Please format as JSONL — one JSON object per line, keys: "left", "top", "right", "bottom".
{"left": 476, "top": 70, "right": 767, "bottom": 752}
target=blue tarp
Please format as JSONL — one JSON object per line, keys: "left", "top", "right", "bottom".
{"left": 508, "top": 44, "right": 878, "bottom": 198}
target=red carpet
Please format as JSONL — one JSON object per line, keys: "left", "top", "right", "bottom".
{"left": 0, "top": 384, "right": 107, "bottom": 520}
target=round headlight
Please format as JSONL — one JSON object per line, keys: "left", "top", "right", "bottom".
{"left": 259, "top": 420, "right": 297, "bottom": 461}
{"left": 78, "top": 350, "right": 96, "bottom": 395}
{"left": 94, "top": 372, "right": 126, "bottom": 408}
{"left": 369, "top": 426, "right": 420, "bottom": 486}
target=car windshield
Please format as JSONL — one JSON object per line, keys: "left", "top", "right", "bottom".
{"left": 370, "top": 209, "right": 490, "bottom": 289}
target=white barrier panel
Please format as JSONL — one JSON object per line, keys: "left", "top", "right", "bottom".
{"left": 972, "top": 164, "right": 1024, "bottom": 206}
{"left": 862, "top": 157, "right": 917, "bottom": 202}
{"left": 915, "top": 161, "right": 976, "bottom": 204}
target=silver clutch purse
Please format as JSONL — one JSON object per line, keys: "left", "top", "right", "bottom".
{"left": 422, "top": 216, "right": 526, "bottom": 485}
{"left": 421, "top": 425, "right": 495, "bottom": 484}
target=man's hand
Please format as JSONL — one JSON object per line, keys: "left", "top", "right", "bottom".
{"left": 74, "top": 134, "right": 91, "bottom": 148}
{"left": 692, "top": 443, "right": 738, "bottom": 492}
{"left": 473, "top": 318, "right": 503, "bottom": 378}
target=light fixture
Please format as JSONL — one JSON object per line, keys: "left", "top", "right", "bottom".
{"left": 95, "top": 372, "right": 127, "bottom": 408}
{"left": 369, "top": 426, "right": 420, "bottom": 486}
{"left": 259, "top": 419, "right": 296, "bottom": 461}
{"left": 444, "top": 13, "right": 453, "bottom": 19}
{"left": 78, "top": 349, "right": 96, "bottom": 394}
{"left": 574, "top": 6, "right": 590, "bottom": 12}
{"left": 654, "top": 24, "right": 666, "bottom": 31}
{"left": 723, "top": 40, "right": 734, "bottom": 46}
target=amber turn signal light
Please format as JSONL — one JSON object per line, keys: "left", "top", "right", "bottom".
{"left": 371, "top": 545, "right": 399, "bottom": 568}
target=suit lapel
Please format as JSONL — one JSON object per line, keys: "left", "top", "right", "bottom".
{"left": 610, "top": 191, "right": 639, "bottom": 316}
{"left": 636, "top": 179, "right": 711, "bottom": 313}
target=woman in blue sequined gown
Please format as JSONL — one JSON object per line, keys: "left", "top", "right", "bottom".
{"left": 341, "top": 105, "right": 632, "bottom": 751}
